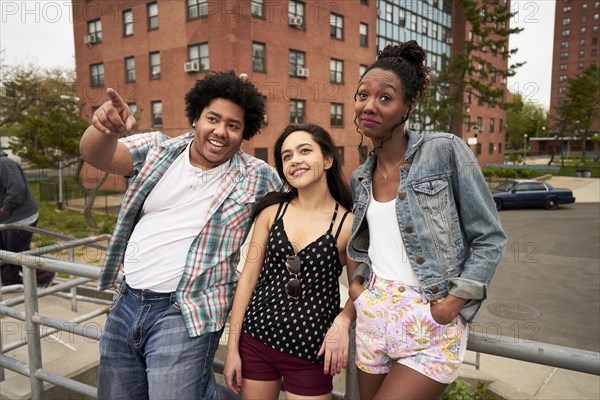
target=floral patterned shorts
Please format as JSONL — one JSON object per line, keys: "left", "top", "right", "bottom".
{"left": 354, "top": 275, "right": 468, "bottom": 383}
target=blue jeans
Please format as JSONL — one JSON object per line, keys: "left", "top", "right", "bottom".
{"left": 98, "top": 282, "right": 224, "bottom": 400}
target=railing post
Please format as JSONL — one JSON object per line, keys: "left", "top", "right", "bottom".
{"left": 345, "top": 323, "right": 360, "bottom": 399}
{"left": 22, "top": 265, "right": 45, "bottom": 399}
{"left": 69, "top": 248, "right": 78, "bottom": 312}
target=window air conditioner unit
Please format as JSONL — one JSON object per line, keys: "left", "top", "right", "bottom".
{"left": 446, "top": 37, "right": 453, "bottom": 44}
{"left": 83, "top": 34, "right": 97, "bottom": 45}
{"left": 289, "top": 16, "right": 303, "bottom": 27}
{"left": 184, "top": 61, "right": 201, "bottom": 72}
{"left": 296, "top": 67, "right": 309, "bottom": 77}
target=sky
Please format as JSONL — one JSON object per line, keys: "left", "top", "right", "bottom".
{"left": 0, "top": 0, "right": 556, "bottom": 110}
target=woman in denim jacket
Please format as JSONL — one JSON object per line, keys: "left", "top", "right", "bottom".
{"left": 347, "top": 41, "right": 507, "bottom": 399}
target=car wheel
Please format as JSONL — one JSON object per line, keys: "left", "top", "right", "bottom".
{"left": 494, "top": 199, "right": 502, "bottom": 211}
{"left": 545, "top": 198, "right": 559, "bottom": 210}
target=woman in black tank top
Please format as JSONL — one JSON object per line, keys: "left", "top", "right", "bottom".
{"left": 224, "top": 124, "right": 359, "bottom": 399}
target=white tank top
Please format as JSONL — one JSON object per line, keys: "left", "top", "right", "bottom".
{"left": 366, "top": 195, "right": 419, "bottom": 285}
{"left": 123, "top": 142, "right": 226, "bottom": 292}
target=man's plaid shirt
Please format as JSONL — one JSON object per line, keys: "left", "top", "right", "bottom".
{"left": 98, "top": 131, "right": 282, "bottom": 337}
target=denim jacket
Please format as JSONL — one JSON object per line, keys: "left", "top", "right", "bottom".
{"left": 347, "top": 131, "right": 507, "bottom": 322}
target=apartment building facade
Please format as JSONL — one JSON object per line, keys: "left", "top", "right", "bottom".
{"left": 73, "top": 0, "right": 507, "bottom": 175}
{"left": 549, "top": 0, "right": 600, "bottom": 141}
{"left": 73, "top": 0, "right": 377, "bottom": 178}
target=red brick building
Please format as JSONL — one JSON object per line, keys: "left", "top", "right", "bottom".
{"left": 73, "top": 0, "right": 377, "bottom": 179}
{"left": 73, "top": 0, "right": 507, "bottom": 178}
{"left": 549, "top": 0, "right": 600, "bottom": 135}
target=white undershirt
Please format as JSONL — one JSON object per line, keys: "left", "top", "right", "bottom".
{"left": 367, "top": 195, "right": 419, "bottom": 285}
{"left": 123, "top": 142, "right": 227, "bottom": 292}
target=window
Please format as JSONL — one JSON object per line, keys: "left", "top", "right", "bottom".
{"left": 499, "top": 118, "right": 504, "bottom": 133}
{"left": 330, "top": 59, "right": 343, "bottom": 84}
{"left": 127, "top": 103, "right": 137, "bottom": 116}
{"left": 594, "top": 26, "right": 599, "bottom": 32}
{"left": 488, "top": 143, "right": 494, "bottom": 154}
{"left": 252, "top": 42, "right": 266, "bottom": 72}
{"left": 288, "top": 1, "right": 305, "bottom": 27}
{"left": 593, "top": 49, "right": 598, "bottom": 56}
{"left": 596, "top": 13, "right": 600, "bottom": 20}
{"left": 123, "top": 10, "right": 134, "bottom": 36}
{"left": 150, "top": 52, "right": 161, "bottom": 79}
{"left": 147, "top": 2, "right": 158, "bottom": 30}
{"left": 562, "top": 29, "right": 571, "bottom": 36}
{"left": 579, "top": 50, "right": 585, "bottom": 58}
{"left": 489, "top": 118, "right": 495, "bottom": 133}
{"left": 559, "top": 86, "right": 567, "bottom": 93}
{"left": 581, "top": 27, "right": 587, "bottom": 34}
{"left": 560, "top": 51, "right": 569, "bottom": 59}
{"left": 580, "top": 38, "right": 586, "bottom": 46}
{"left": 359, "top": 23, "right": 368, "bottom": 46}
{"left": 337, "top": 146, "right": 345, "bottom": 165}
{"left": 360, "top": 0, "right": 368, "bottom": 4}
{"left": 579, "top": 62, "right": 585, "bottom": 69}
{"left": 562, "top": 18, "right": 571, "bottom": 25}
{"left": 188, "top": 0, "right": 208, "bottom": 19}
{"left": 255, "top": 147, "right": 268, "bottom": 162}
{"left": 399, "top": 9, "right": 406, "bottom": 27}
{"left": 252, "top": 0, "right": 264, "bottom": 18}
{"left": 88, "top": 19, "right": 102, "bottom": 42}
{"left": 559, "top": 74, "right": 568, "bottom": 82}
{"left": 330, "top": 13, "right": 343, "bottom": 40}
{"left": 582, "top": 15, "right": 588, "bottom": 23}
{"left": 385, "top": 3, "right": 393, "bottom": 22}
{"left": 151, "top": 101, "right": 162, "bottom": 127}
{"left": 561, "top": 40, "right": 570, "bottom": 48}
{"left": 432, "top": 23, "right": 438, "bottom": 40}
{"left": 290, "top": 99, "right": 305, "bottom": 124}
{"left": 289, "top": 50, "right": 305, "bottom": 77}
{"left": 564, "top": 6, "right": 572, "bottom": 12}
{"left": 410, "top": 15, "right": 417, "bottom": 31}
{"left": 475, "top": 143, "right": 481, "bottom": 156}
{"left": 560, "top": 63, "right": 568, "bottom": 70}
{"left": 359, "top": 64, "right": 367, "bottom": 78}
{"left": 498, "top": 143, "right": 502, "bottom": 153}
{"left": 583, "top": 2, "right": 589, "bottom": 9}
{"left": 330, "top": 103, "right": 343, "bottom": 127}
{"left": 431, "top": 54, "right": 438, "bottom": 70}
{"left": 593, "top": 37, "right": 598, "bottom": 44}
{"left": 422, "top": 19, "right": 428, "bottom": 36}
{"left": 476, "top": 116, "right": 483, "bottom": 130}
{"left": 125, "top": 57, "right": 135, "bottom": 82}
{"left": 188, "top": 43, "right": 209, "bottom": 71}
{"left": 514, "top": 183, "right": 529, "bottom": 192}
{"left": 90, "top": 63, "right": 104, "bottom": 87}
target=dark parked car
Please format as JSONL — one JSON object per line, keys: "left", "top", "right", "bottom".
{"left": 492, "top": 180, "right": 576, "bottom": 210}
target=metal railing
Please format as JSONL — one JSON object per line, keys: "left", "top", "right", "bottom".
{"left": 1, "top": 223, "right": 599, "bottom": 399}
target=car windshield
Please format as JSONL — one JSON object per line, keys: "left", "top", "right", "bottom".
{"left": 494, "top": 182, "right": 515, "bottom": 192}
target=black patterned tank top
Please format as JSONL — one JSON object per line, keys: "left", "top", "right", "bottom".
{"left": 243, "top": 202, "right": 349, "bottom": 363}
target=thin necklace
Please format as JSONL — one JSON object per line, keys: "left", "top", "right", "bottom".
{"left": 377, "top": 156, "right": 404, "bottom": 179}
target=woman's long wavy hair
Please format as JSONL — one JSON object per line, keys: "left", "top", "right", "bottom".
{"left": 251, "top": 124, "right": 352, "bottom": 220}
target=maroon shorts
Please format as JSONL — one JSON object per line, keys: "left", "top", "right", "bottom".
{"left": 239, "top": 332, "right": 333, "bottom": 396}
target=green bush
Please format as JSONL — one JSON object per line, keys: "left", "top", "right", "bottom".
{"left": 440, "top": 380, "right": 493, "bottom": 400}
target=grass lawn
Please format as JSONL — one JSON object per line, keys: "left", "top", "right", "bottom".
{"left": 28, "top": 182, "right": 118, "bottom": 256}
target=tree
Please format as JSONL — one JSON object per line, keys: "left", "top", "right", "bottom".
{"left": 506, "top": 93, "right": 548, "bottom": 149}
{"left": 553, "top": 65, "right": 600, "bottom": 164}
{"left": 415, "top": 0, "right": 524, "bottom": 134}
{"left": 0, "top": 64, "right": 108, "bottom": 228}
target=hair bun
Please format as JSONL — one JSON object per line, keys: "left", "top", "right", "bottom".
{"left": 379, "top": 40, "right": 426, "bottom": 66}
